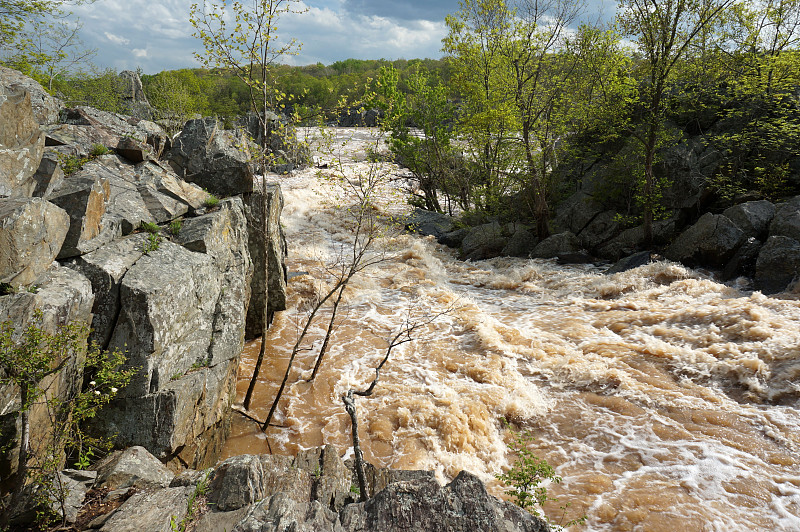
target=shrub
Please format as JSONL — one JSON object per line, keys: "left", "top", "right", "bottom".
{"left": 89, "top": 144, "right": 110, "bottom": 157}
{"left": 142, "top": 232, "right": 162, "bottom": 254}
{"left": 203, "top": 193, "right": 220, "bottom": 209}
{"left": 141, "top": 221, "right": 161, "bottom": 234}
{"left": 169, "top": 219, "right": 183, "bottom": 236}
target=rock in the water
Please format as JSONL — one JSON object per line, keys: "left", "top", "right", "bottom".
{"left": 340, "top": 470, "right": 549, "bottom": 532}
{"left": 460, "top": 222, "right": 508, "bottom": 260}
{"left": 502, "top": 226, "right": 539, "bottom": 258}
{"left": 405, "top": 208, "right": 456, "bottom": 240}
{"left": 722, "top": 200, "right": 775, "bottom": 238}
{"left": 754, "top": 235, "right": 800, "bottom": 294}
{"left": 722, "top": 236, "right": 762, "bottom": 281}
{"left": 0, "top": 197, "right": 69, "bottom": 286}
{"left": 530, "top": 231, "right": 581, "bottom": 259}
{"left": 438, "top": 227, "right": 470, "bottom": 249}
{"left": 0, "top": 65, "right": 63, "bottom": 125}
{"left": 665, "top": 213, "right": 745, "bottom": 267}
{"left": 577, "top": 210, "right": 620, "bottom": 250}
{"left": 0, "top": 84, "right": 45, "bottom": 197}
{"left": 167, "top": 118, "right": 255, "bottom": 197}
{"left": 606, "top": 251, "right": 660, "bottom": 274}
{"left": 94, "top": 446, "right": 175, "bottom": 490}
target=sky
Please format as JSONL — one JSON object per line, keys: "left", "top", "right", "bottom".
{"left": 68, "top": 0, "right": 615, "bottom": 74}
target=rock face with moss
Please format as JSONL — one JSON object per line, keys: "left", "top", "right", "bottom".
{"left": 0, "top": 69, "right": 289, "bottom": 487}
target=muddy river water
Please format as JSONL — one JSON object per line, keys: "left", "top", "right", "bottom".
{"left": 221, "top": 128, "right": 800, "bottom": 531}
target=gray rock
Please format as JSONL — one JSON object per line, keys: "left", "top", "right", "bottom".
{"left": 115, "top": 136, "right": 151, "bottom": 163}
{"left": 722, "top": 200, "right": 775, "bottom": 238}
{"left": 0, "top": 197, "right": 69, "bottom": 286}
{"left": 606, "top": 251, "right": 660, "bottom": 275}
{"left": 665, "top": 213, "right": 746, "bottom": 267}
{"left": 194, "top": 507, "right": 250, "bottom": 532}
{"left": 118, "top": 70, "right": 154, "bottom": 119}
{"left": 99, "top": 486, "right": 193, "bottom": 532}
{"left": 502, "top": 226, "right": 539, "bottom": 258}
{"left": 530, "top": 231, "right": 581, "bottom": 259}
{"left": 236, "top": 111, "right": 310, "bottom": 172}
{"left": 722, "top": 236, "right": 762, "bottom": 281}
{"left": 578, "top": 210, "right": 621, "bottom": 249}
{"left": 294, "top": 445, "right": 354, "bottom": 512}
{"left": 755, "top": 236, "right": 800, "bottom": 294}
{"left": 438, "top": 228, "right": 469, "bottom": 249}
{"left": 94, "top": 446, "right": 174, "bottom": 491}
{"left": 65, "top": 233, "right": 147, "bottom": 348}
{"left": 49, "top": 469, "right": 97, "bottom": 523}
{"left": 209, "top": 454, "right": 266, "bottom": 511}
{"left": 339, "top": 470, "right": 549, "bottom": 532}
{"left": 168, "top": 118, "right": 256, "bottom": 197}
{"left": 232, "top": 492, "right": 343, "bottom": 532}
{"left": 461, "top": 222, "right": 508, "bottom": 260}
{"left": 769, "top": 196, "right": 800, "bottom": 241}
{"left": 0, "top": 65, "right": 63, "bottom": 125}
{"left": 136, "top": 160, "right": 208, "bottom": 211}
{"left": 553, "top": 190, "right": 604, "bottom": 236}
{"left": 0, "top": 85, "right": 45, "bottom": 197}
{"left": 48, "top": 172, "right": 113, "bottom": 259}
{"left": 405, "top": 208, "right": 456, "bottom": 240}
{"left": 32, "top": 151, "right": 64, "bottom": 198}
{"left": 244, "top": 183, "right": 287, "bottom": 339}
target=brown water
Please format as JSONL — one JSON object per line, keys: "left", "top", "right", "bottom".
{"left": 222, "top": 128, "right": 800, "bottom": 531}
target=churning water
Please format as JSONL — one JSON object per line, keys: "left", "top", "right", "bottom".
{"left": 222, "top": 128, "right": 800, "bottom": 531}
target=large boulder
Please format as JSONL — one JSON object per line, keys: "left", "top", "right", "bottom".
{"left": 99, "top": 486, "right": 194, "bottom": 532}
{"left": 167, "top": 118, "right": 256, "bottom": 197}
{"left": 0, "top": 65, "right": 63, "bottom": 125}
{"left": 31, "top": 152, "right": 64, "bottom": 198}
{"left": 460, "top": 222, "right": 508, "bottom": 261}
{"left": 530, "top": 231, "right": 581, "bottom": 259}
{"left": 768, "top": 196, "right": 800, "bottom": 242}
{"left": 0, "top": 84, "right": 45, "bottom": 197}
{"left": 754, "top": 235, "right": 800, "bottom": 294}
{"left": 0, "top": 197, "right": 69, "bottom": 287}
{"left": 232, "top": 493, "right": 343, "bottom": 532}
{"left": 340, "top": 470, "right": 549, "bottom": 532}
{"left": 118, "top": 70, "right": 154, "bottom": 119}
{"left": 236, "top": 111, "right": 310, "bottom": 173}
{"left": 94, "top": 446, "right": 174, "bottom": 491}
{"left": 404, "top": 208, "right": 456, "bottom": 240}
{"left": 722, "top": 200, "right": 775, "bottom": 239}
{"left": 665, "top": 213, "right": 746, "bottom": 267}
{"left": 244, "top": 182, "right": 287, "bottom": 338}
{"left": 502, "top": 226, "right": 539, "bottom": 258}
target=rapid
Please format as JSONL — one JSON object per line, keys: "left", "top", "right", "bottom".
{"left": 221, "top": 128, "right": 800, "bottom": 531}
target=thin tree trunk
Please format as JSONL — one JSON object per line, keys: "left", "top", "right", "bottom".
{"left": 342, "top": 390, "right": 368, "bottom": 502}
{"left": 309, "top": 284, "right": 346, "bottom": 382}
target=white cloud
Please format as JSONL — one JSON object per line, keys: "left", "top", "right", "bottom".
{"left": 132, "top": 49, "right": 148, "bottom": 58}
{"left": 104, "top": 32, "right": 130, "bottom": 45}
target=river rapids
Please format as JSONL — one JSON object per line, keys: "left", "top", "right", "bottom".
{"left": 221, "top": 128, "right": 800, "bottom": 531}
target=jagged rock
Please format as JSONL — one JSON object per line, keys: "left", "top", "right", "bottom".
{"left": 136, "top": 161, "right": 208, "bottom": 211}
{"left": 530, "top": 231, "right": 581, "bottom": 259}
{"left": 338, "top": 107, "right": 384, "bottom": 127}
{"left": 553, "top": 190, "right": 604, "bottom": 236}
{"left": 232, "top": 493, "right": 343, "bottom": 532}
{"left": 236, "top": 111, "right": 310, "bottom": 173}
{"left": 502, "top": 226, "right": 539, "bottom": 258}
{"left": 769, "top": 196, "right": 800, "bottom": 241}
{"left": 596, "top": 218, "right": 677, "bottom": 261}
{"left": 754, "top": 235, "right": 800, "bottom": 294}
{"left": 460, "top": 222, "right": 508, "bottom": 260}
{"left": 722, "top": 236, "right": 762, "bottom": 281}
{"left": 48, "top": 172, "right": 114, "bottom": 259}
{"left": 405, "top": 208, "right": 456, "bottom": 240}
{"left": 50, "top": 469, "right": 97, "bottom": 523}
{"left": 578, "top": 210, "right": 620, "bottom": 250}
{"left": 722, "top": 200, "right": 775, "bottom": 239}
{"left": 0, "top": 65, "right": 63, "bottom": 125}
{"left": 32, "top": 152, "right": 64, "bottom": 198}
{"left": 115, "top": 136, "right": 151, "bottom": 163}
{"left": 167, "top": 118, "right": 255, "bottom": 197}
{"left": 209, "top": 455, "right": 267, "bottom": 511}
{"left": 95, "top": 446, "right": 174, "bottom": 491}
{"left": 175, "top": 198, "right": 253, "bottom": 366}
{"left": 244, "top": 183, "right": 287, "bottom": 338}
{"left": 606, "top": 251, "right": 661, "bottom": 275}
{"left": 665, "top": 213, "right": 745, "bottom": 267}
{"left": 65, "top": 233, "right": 148, "bottom": 348}
{"left": 42, "top": 123, "right": 118, "bottom": 156}
{"left": 356, "top": 462, "right": 436, "bottom": 500}
{"left": 99, "top": 486, "right": 193, "bottom": 532}
{"left": 118, "top": 70, "right": 154, "bottom": 119}
{"left": 339, "top": 470, "right": 549, "bottom": 532}
{"left": 0, "top": 265, "right": 93, "bottom": 482}
{"left": 294, "top": 446, "right": 353, "bottom": 512}
{"left": 0, "top": 197, "right": 69, "bottom": 286}
{"left": 0, "top": 85, "right": 45, "bottom": 197}
{"left": 438, "top": 227, "right": 469, "bottom": 249}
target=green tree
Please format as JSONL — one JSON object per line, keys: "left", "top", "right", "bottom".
{"left": 0, "top": 312, "right": 133, "bottom": 526}
{"left": 144, "top": 69, "right": 209, "bottom": 135}
{"left": 617, "top": 0, "right": 733, "bottom": 242}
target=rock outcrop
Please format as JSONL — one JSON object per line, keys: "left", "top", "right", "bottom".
{"left": 0, "top": 84, "right": 45, "bottom": 197}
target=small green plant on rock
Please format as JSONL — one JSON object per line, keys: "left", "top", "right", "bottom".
{"left": 57, "top": 153, "right": 90, "bottom": 176}
{"left": 89, "top": 143, "right": 110, "bottom": 157}
{"left": 169, "top": 219, "right": 183, "bottom": 236}
{"left": 203, "top": 193, "right": 220, "bottom": 209}
{"left": 142, "top": 232, "right": 162, "bottom": 254}
{"left": 170, "top": 471, "right": 211, "bottom": 532}
{"left": 141, "top": 221, "right": 161, "bottom": 234}
{"left": 497, "top": 421, "right": 585, "bottom": 530}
